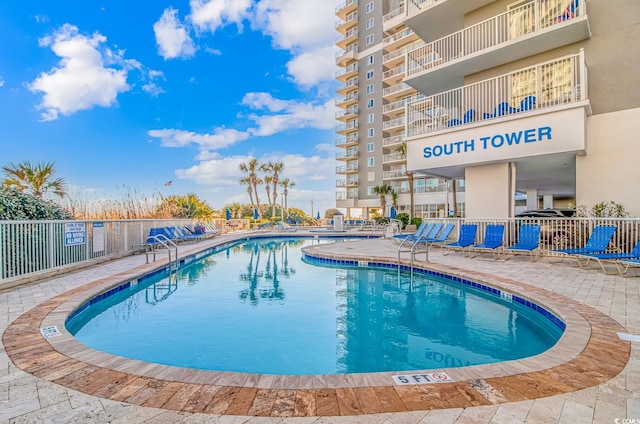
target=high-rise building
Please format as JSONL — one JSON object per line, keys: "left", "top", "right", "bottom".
{"left": 334, "top": 0, "right": 640, "bottom": 219}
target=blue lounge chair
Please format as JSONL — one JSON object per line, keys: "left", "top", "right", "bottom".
{"left": 406, "top": 224, "right": 456, "bottom": 262}
{"left": 392, "top": 222, "right": 432, "bottom": 244}
{"left": 469, "top": 224, "right": 505, "bottom": 259}
{"left": 441, "top": 224, "right": 477, "bottom": 255}
{"left": 502, "top": 224, "right": 541, "bottom": 262}
{"left": 547, "top": 225, "right": 617, "bottom": 263}
{"left": 615, "top": 258, "right": 640, "bottom": 277}
{"left": 574, "top": 240, "right": 640, "bottom": 273}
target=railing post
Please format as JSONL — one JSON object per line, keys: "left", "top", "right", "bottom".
{"left": 578, "top": 48, "right": 586, "bottom": 100}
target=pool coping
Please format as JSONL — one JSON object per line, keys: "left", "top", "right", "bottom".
{"left": 2, "top": 235, "right": 631, "bottom": 417}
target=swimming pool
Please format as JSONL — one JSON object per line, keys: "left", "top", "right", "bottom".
{"left": 66, "top": 237, "right": 563, "bottom": 375}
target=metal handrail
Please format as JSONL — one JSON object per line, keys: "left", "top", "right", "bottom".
{"left": 145, "top": 234, "right": 178, "bottom": 271}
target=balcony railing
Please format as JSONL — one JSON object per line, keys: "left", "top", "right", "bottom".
{"left": 336, "top": 191, "right": 359, "bottom": 200}
{"left": 383, "top": 152, "right": 407, "bottom": 163}
{"left": 382, "top": 27, "right": 414, "bottom": 47}
{"left": 383, "top": 134, "right": 404, "bottom": 147}
{"left": 335, "top": 150, "right": 359, "bottom": 160}
{"left": 383, "top": 42, "right": 424, "bottom": 64}
{"left": 335, "top": 106, "right": 358, "bottom": 119}
{"left": 407, "top": 0, "right": 438, "bottom": 18}
{"left": 383, "top": 94, "right": 425, "bottom": 114}
{"left": 335, "top": 44, "right": 359, "bottom": 58}
{"left": 336, "top": 121, "right": 359, "bottom": 133}
{"left": 336, "top": 27, "right": 359, "bottom": 44}
{"left": 335, "top": 134, "right": 359, "bottom": 146}
{"left": 336, "top": 0, "right": 358, "bottom": 14}
{"left": 383, "top": 64, "right": 405, "bottom": 81}
{"left": 406, "top": 0, "right": 587, "bottom": 78}
{"left": 383, "top": 4, "right": 405, "bottom": 23}
{"left": 335, "top": 62, "right": 358, "bottom": 79}
{"left": 336, "top": 164, "right": 359, "bottom": 173}
{"left": 335, "top": 12, "right": 358, "bottom": 29}
{"left": 383, "top": 169, "right": 407, "bottom": 179}
{"left": 406, "top": 51, "right": 587, "bottom": 137}
{"left": 383, "top": 82, "right": 413, "bottom": 97}
{"left": 383, "top": 116, "right": 406, "bottom": 130}
{"left": 336, "top": 178, "right": 359, "bottom": 187}
{"left": 335, "top": 91, "right": 359, "bottom": 106}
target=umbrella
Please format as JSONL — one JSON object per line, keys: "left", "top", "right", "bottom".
{"left": 390, "top": 206, "right": 397, "bottom": 219}
{"left": 316, "top": 211, "right": 320, "bottom": 220}
{"left": 253, "top": 208, "right": 259, "bottom": 220}
{"left": 225, "top": 208, "right": 231, "bottom": 220}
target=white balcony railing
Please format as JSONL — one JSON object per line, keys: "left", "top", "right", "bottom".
{"left": 336, "top": 178, "right": 359, "bottom": 187}
{"left": 383, "top": 4, "right": 405, "bottom": 23}
{"left": 383, "top": 42, "right": 424, "bottom": 63}
{"left": 407, "top": 0, "right": 439, "bottom": 18}
{"left": 335, "top": 63, "right": 358, "bottom": 79}
{"left": 336, "top": 164, "right": 359, "bottom": 173}
{"left": 383, "top": 169, "right": 407, "bottom": 179}
{"left": 335, "top": 12, "right": 358, "bottom": 29}
{"left": 336, "top": 121, "right": 359, "bottom": 132}
{"left": 335, "top": 44, "right": 359, "bottom": 58}
{"left": 383, "top": 134, "right": 404, "bottom": 147}
{"left": 383, "top": 152, "right": 407, "bottom": 163}
{"left": 336, "top": 190, "right": 359, "bottom": 200}
{"left": 335, "top": 0, "right": 358, "bottom": 14}
{"left": 383, "top": 82, "right": 413, "bottom": 97}
{"left": 383, "top": 64, "right": 405, "bottom": 80}
{"left": 383, "top": 116, "right": 406, "bottom": 130}
{"left": 335, "top": 91, "right": 358, "bottom": 106}
{"left": 335, "top": 106, "right": 358, "bottom": 119}
{"left": 336, "top": 149, "right": 359, "bottom": 160}
{"left": 407, "top": 0, "right": 586, "bottom": 78}
{"left": 383, "top": 94, "right": 425, "bottom": 114}
{"left": 406, "top": 51, "right": 587, "bottom": 137}
{"left": 383, "top": 27, "right": 414, "bottom": 47}
{"left": 336, "top": 27, "right": 359, "bottom": 44}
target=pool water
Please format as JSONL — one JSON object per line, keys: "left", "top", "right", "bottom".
{"left": 67, "top": 237, "right": 563, "bottom": 375}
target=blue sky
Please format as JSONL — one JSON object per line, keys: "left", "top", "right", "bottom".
{"left": 0, "top": 0, "right": 340, "bottom": 216}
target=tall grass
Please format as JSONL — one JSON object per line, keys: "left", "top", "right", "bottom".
{"left": 63, "top": 186, "right": 166, "bottom": 220}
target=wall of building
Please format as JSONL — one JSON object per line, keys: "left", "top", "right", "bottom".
{"left": 464, "top": 0, "right": 640, "bottom": 116}
{"left": 577, "top": 107, "right": 640, "bottom": 217}
{"left": 465, "top": 162, "right": 512, "bottom": 218}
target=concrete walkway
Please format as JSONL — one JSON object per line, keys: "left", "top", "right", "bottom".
{"left": 1, "top": 231, "right": 639, "bottom": 423}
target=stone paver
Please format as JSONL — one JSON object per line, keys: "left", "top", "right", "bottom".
{"left": 0, "top": 232, "right": 639, "bottom": 423}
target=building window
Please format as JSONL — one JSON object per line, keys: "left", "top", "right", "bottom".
{"left": 367, "top": 171, "right": 375, "bottom": 181}
{"left": 366, "top": 18, "right": 374, "bottom": 29}
{"left": 366, "top": 70, "right": 374, "bottom": 80}
{"left": 366, "top": 34, "right": 374, "bottom": 45}
{"left": 367, "top": 142, "right": 374, "bottom": 152}
{"left": 367, "top": 113, "right": 374, "bottom": 123}
{"left": 367, "top": 157, "right": 374, "bottom": 167}
{"left": 366, "top": 99, "right": 374, "bottom": 109}
{"left": 366, "top": 2, "right": 374, "bottom": 13}
{"left": 367, "top": 128, "right": 374, "bottom": 138}
{"left": 366, "top": 84, "right": 374, "bottom": 94}
{"left": 367, "top": 55, "right": 374, "bottom": 65}
{"left": 367, "top": 186, "right": 375, "bottom": 195}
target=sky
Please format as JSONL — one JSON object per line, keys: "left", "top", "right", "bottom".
{"left": 0, "top": 0, "right": 341, "bottom": 217}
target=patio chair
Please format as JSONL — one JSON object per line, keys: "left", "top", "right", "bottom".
{"left": 615, "top": 258, "right": 640, "bottom": 277}
{"left": 502, "top": 224, "right": 541, "bottom": 262}
{"left": 469, "top": 224, "right": 505, "bottom": 259}
{"left": 546, "top": 225, "right": 617, "bottom": 263}
{"left": 392, "top": 222, "right": 432, "bottom": 244}
{"left": 441, "top": 224, "right": 477, "bottom": 256}
{"left": 574, "top": 240, "right": 640, "bottom": 274}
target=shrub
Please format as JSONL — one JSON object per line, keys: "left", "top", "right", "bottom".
{"left": 0, "top": 187, "right": 73, "bottom": 220}
{"left": 410, "top": 217, "right": 423, "bottom": 227}
{"left": 395, "top": 213, "right": 410, "bottom": 228}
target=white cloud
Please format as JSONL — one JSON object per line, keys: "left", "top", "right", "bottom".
{"left": 148, "top": 127, "right": 249, "bottom": 149}
{"left": 154, "top": 8, "right": 196, "bottom": 60}
{"left": 0, "top": 77, "right": 4, "bottom": 87}
{"left": 189, "top": 0, "right": 253, "bottom": 32}
{"left": 28, "top": 24, "right": 130, "bottom": 121}
{"left": 251, "top": 0, "right": 337, "bottom": 87}
{"left": 242, "top": 93, "right": 335, "bottom": 137}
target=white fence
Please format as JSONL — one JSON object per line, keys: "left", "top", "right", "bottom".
{"left": 0, "top": 219, "right": 201, "bottom": 284}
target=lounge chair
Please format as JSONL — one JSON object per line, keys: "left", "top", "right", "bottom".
{"left": 469, "top": 224, "right": 505, "bottom": 259}
{"left": 392, "top": 222, "right": 432, "bottom": 244}
{"left": 615, "top": 258, "right": 640, "bottom": 277}
{"left": 546, "top": 225, "right": 617, "bottom": 263}
{"left": 502, "top": 224, "right": 541, "bottom": 262}
{"left": 441, "top": 224, "right": 477, "bottom": 256}
{"left": 574, "top": 240, "right": 640, "bottom": 274}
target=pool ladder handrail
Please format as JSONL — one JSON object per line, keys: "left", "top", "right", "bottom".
{"left": 397, "top": 234, "right": 432, "bottom": 280}
{"left": 145, "top": 234, "right": 178, "bottom": 271}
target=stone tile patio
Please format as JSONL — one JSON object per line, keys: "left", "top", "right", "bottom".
{"left": 1, "top": 231, "right": 639, "bottom": 423}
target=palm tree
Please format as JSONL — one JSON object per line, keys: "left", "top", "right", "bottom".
{"left": 372, "top": 184, "right": 394, "bottom": 217}
{"left": 270, "top": 162, "right": 284, "bottom": 217}
{"left": 263, "top": 175, "right": 273, "bottom": 209}
{"left": 396, "top": 142, "right": 414, "bottom": 219}
{"left": 239, "top": 176, "right": 255, "bottom": 211}
{"left": 239, "top": 159, "right": 262, "bottom": 219}
{"left": 279, "top": 179, "right": 295, "bottom": 210}
{"left": 2, "top": 161, "right": 66, "bottom": 198}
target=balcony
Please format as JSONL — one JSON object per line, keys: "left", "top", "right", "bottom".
{"left": 383, "top": 116, "right": 406, "bottom": 131}
{"left": 336, "top": 121, "right": 359, "bottom": 135}
{"left": 383, "top": 134, "right": 404, "bottom": 148}
{"left": 405, "top": 51, "right": 589, "bottom": 137}
{"left": 336, "top": 164, "right": 359, "bottom": 174}
{"left": 336, "top": 106, "right": 358, "bottom": 121}
{"left": 336, "top": 178, "right": 359, "bottom": 187}
{"left": 382, "top": 64, "right": 405, "bottom": 85}
{"left": 382, "top": 4, "right": 405, "bottom": 32}
{"left": 335, "top": 62, "right": 358, "bottom": 82}
{"left": 336, "top": 134, "right": 359, "bottom": 148}
{"left": 383, "top": 41, "right": 424, "bottom": 68}
{"left": 404, "top": 0, "right": 496, "bottom": 42}
{"left": 335, "top": 149, "right": 359, "bottom": 161}
{"left": 336, "top": 44, "right": 359, "bottom": 66}
{"left": 336, "top": 27, "right": 359, "bottom": 50}
{"left": 383, "top": 169, "right": 407, "bottom": 180}
{"left": 336, "top": 0, "right": 358, "bottom": 20}
{"left": 335, "top": 91, "right": 358, "bottom": 108}
{"left": 336, "top": 190, "right": 359, "bottom": 201}
{"left": 383, "top": 82, "right": 415, "bottom": 101}
{"left": 382, "top": 27, "right": 418, "bottom": 51}
{"left": 383, "top": 152, "right": 407, "bottom": 164}
{"left": 336, "top": 78, "right": 358, "bottom": 95}
{"left": 336, "top": 13, "right": 358, "bottom": 33}
{"left": 405, "top": 0, "right": 590, "bottom": 95}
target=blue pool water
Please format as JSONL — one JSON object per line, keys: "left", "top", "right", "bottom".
{"left": 67, "top": 237, "right": 563, "bottom": 375}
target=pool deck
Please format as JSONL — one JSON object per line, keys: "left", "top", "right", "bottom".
{"left": 1, "top": 230, "right": 639, "bottom": 423}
